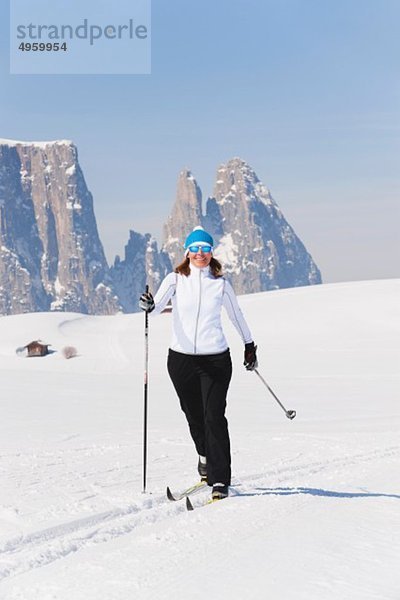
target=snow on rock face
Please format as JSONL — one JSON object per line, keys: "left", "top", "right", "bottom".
{"left": 0, "top": 140, "right": 120, "bottom": 315}
{"left": 209, "top": 158, "right": 322, "bottom": 292}
{"left": 0, "top": 138, "right": 73, "bottom": 148}
{"left": 214, "top": 233, "right": 240, "bottom": 275}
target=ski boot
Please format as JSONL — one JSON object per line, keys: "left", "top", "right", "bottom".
{"left": 212, "top": 483, "right": 229, "bottom": 500}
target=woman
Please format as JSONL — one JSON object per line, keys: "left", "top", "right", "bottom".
{"left": 139, "top": 226, "right": 257, "bottom": 500}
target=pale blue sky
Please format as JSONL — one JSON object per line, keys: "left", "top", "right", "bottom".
{"left": 0, "top": 0, "right": 399, "bottom": 282}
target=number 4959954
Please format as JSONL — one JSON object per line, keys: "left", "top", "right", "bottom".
{"left": 18, "top": 42, "right": 67, "bottom": 51}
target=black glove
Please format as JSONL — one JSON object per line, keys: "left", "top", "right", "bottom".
{"left": 244, "top": 342, "right": 258, "bottom": 371}
{"left": 139, "top": 290, "right": 155, "bottom": 313}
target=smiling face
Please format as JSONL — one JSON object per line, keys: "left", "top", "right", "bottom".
{"left": 188, "top": 247, "right": 212, "bottom": 269}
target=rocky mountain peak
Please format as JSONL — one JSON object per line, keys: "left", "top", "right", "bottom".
{"left": 214, "top": 157, "right": 275, "bottom": 209}
{"left": 110, "top": 231, "right": 170, "bottom": 312}
{"left": 162, "top": 169, "right": 203, "bottom": 267}
{"left": 0, "top": 141, "right": 322, "bottom": 316}
{"left": 0, "top": 139, "right": 120, "bottom": 315}
{"left": 162, "top": 157, "right": 321, "bottom": 294}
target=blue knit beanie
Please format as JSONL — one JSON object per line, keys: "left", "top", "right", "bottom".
{"left": 184, "top": 226, "right": 214, "bottom": 250}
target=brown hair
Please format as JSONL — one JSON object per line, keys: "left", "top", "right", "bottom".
{"left": 175, "top": 256, "right": 224, "bottom": 278}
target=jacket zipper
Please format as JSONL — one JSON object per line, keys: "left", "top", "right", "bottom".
{"left": 193, "top": 268, "right": 202, "bottom": 353}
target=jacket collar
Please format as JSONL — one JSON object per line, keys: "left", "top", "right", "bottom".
{"left": 189, "top": 263, "right": 211, "bottom": 275}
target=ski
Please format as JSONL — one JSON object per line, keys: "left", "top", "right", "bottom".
{"left": 166, "top": 479, "right": 208, "bottom": 502}
{"left": 186, "top": 495, "right": 225, "bottom": 511}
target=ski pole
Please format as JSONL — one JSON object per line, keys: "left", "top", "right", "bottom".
{"left": 142, "top": 284, "right": 150, "bottom": 493}
{"left": 254, "top": 369, "right": 296, "bottom": 420}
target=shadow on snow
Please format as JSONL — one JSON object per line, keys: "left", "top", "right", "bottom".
{"left": 233, "top": 486, "right": 400, "bottom": 500}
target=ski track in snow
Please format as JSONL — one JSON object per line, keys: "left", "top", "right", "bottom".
{"left": 0, "top": 493, "right": 183, "bottom": 581}
{"left": 1, "top": 442, "right": 399, "bottom": 583}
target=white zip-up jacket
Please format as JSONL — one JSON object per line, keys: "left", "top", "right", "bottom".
{"left": 152, "top": 264, "right": 253, "bottom": 355}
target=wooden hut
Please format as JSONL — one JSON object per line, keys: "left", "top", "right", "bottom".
{"left": 26, "top": 340, "right": 50, "bottom": 357}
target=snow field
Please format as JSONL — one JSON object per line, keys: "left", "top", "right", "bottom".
{"left": 0, "top": 279, "right": 399, "bottom": 599}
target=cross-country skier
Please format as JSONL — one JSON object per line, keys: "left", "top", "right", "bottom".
{"left": 139, "top": 226, "right": 257, "bottom": 500}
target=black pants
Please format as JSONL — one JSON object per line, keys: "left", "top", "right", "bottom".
{"left": 167, "top": 348, "right": 232, "bottom": 486}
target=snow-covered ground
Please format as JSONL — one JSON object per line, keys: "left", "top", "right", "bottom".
{"left": 0, "top": 279, "right": 399, "bottom": 600}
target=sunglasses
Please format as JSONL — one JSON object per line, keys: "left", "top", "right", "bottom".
{"left": 188, "top": 245, "right": 212, "bottom": 254}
